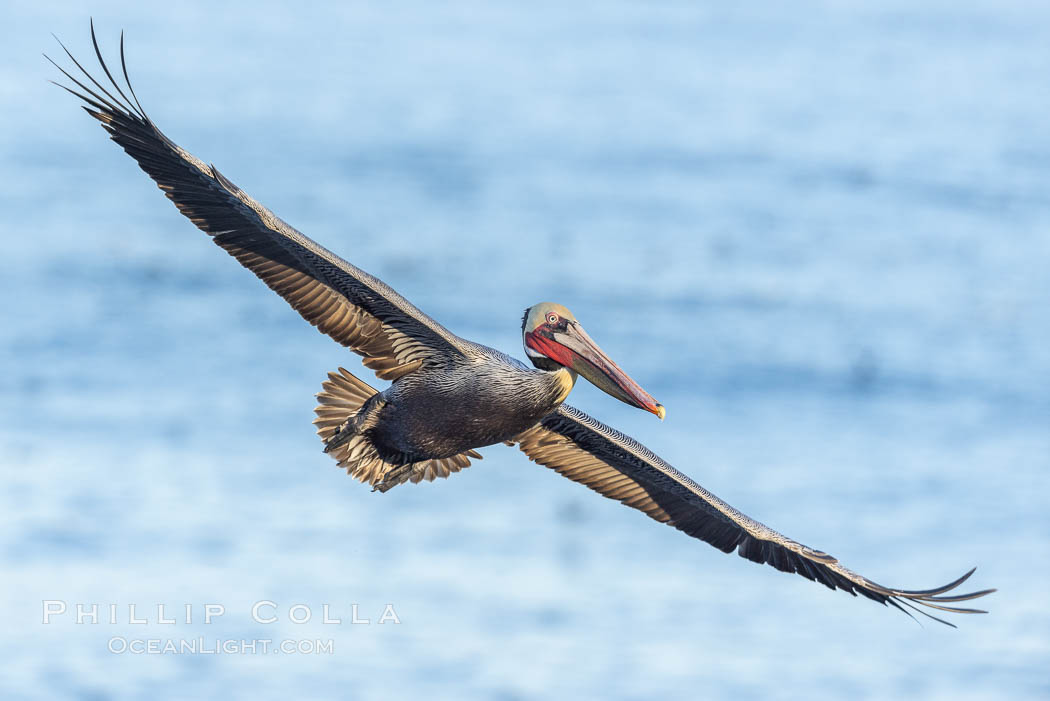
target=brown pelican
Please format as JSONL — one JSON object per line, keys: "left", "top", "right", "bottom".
{"left": 49, "top": 26, "right": 994, "bottom": 626}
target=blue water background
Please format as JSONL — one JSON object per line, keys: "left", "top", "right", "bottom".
{"left": 2, "top": 2, "right": 1048, "bottom": 699}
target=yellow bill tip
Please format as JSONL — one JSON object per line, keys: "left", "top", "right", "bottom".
{"left": 655, "top": 404, "right": 666, "bottom": 421}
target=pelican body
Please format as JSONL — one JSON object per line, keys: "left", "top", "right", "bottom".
{"left": 356, "top": 348, "right": 571, "bottom": 461}
{"left": 334, "top": 345, "right": 572, "bottom": 474}
{"left": 323, "top": 302, "right": 664, "bottom": 483}
{"left": 50, "top": 25, "right": 993, "bottom": 626}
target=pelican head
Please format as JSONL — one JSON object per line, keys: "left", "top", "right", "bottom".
{"left": 521, "top": 302, "right": 665, "bottom": 420}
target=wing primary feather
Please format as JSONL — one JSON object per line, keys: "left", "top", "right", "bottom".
{"left": 884, "top": 567, "right": 977, "bottom": 597}
{"left": 88, "top": 19, "right": 138, "bottom": 117}
{"left": 50, "top": 33, "right": 126, "bottom": 114}
{"left": 925, "top": 589, "right": 997, "bottom": 604}
{"left": 896, "top": 598, "right": 954, "bottom": 628}
{"left": 44, "top": 54, "right": 122, "bottom": 117}
{"left": 118, "top": 30, "right": 150, "bottom": 120}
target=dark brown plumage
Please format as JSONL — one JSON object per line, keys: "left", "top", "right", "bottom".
{"left": 49, "top": 23, "right": 994, "bottom": 626}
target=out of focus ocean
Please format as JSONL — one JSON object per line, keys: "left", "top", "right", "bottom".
{"left": 2, "top": 2, "right": 1047, "bottom": 699}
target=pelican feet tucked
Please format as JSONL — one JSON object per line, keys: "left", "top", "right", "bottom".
{"left": 50, "top": 24, "right": 995, "bottom": 627}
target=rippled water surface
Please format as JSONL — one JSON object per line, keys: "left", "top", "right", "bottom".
{"left": 3, "top": 2, "right": 1049, "bottom": 699}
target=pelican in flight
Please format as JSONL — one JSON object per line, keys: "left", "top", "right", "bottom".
{"left": 49, "top": 26, "right": 993, "bottom": 626}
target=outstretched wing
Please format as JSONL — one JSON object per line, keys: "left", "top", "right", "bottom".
{"left": 49, "top": 24, "right": 471, "bottom": 382}
{"left": 513, "top": 404, "right": 994, "bottom": 626}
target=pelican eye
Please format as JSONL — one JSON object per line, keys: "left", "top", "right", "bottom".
{"left": 546, "top": 313, "right": 559, "bottom": 325}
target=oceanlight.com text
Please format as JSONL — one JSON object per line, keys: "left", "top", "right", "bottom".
{"left": 107, "top": 637, "right": 335, "bottom": 655}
